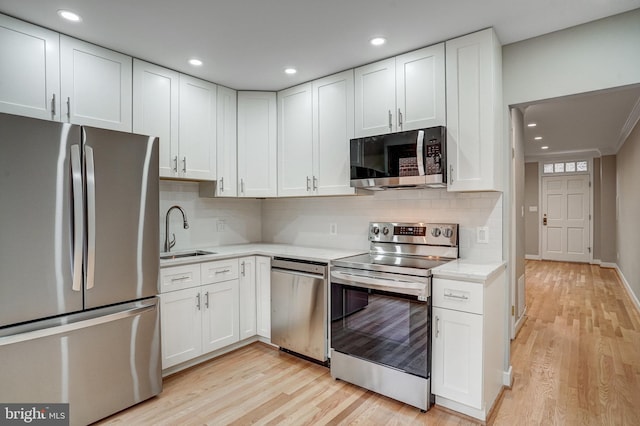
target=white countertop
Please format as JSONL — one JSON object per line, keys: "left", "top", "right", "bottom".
{"left": 432, "top": 259, "right": 507, "bottom": 283}
{"left": 160, "top": 243, "right": 367, "bottom": 267}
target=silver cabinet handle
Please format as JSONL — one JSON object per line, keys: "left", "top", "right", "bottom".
{"left": 169, "top": 276, "right": 191, "bottom": 282}
{"left": 196, "top": 293, "right": 201, "bottom": 310}
{"left": 313, "top": 176, "right": 318, "bottom": 191}
{"left": 70, "top": 144, "right": 83, "bottom": 292}
{"left": 220, "top": 177, "right": 224, "bottom": 193}
{"left": 182, "top": 156, "right": 187, "bottom": 173}
{"left": 388, "top": 110, "right": 392, "bottom": 131}
{"left": 398, "top": 108, "right": 403, "bottom": 129}
{"left": 214, "top": 269, "right": 231, "bottom": 274}
{"left": 241, "top": 261, "right": 246, "bottom": 276}
{"left": 51, "top": 94, "right": 56, "bottom": 119}
{"left": 449, "top": 164, "right": 454, "bottom": 185}
{"left": 306, "top": 176, "right": 311, "bottom": 191}
{"left": 205, "top": 291, "right": 209, "bottom": 308}
{"left": 444, "top": 292, "right": 469, "bottom": 300}
{"left": 66, "top": 97, "right": 71, "bottom": 121}
{"left": 173, "top": 156, "right": 178, "bottom": 173}
{"left": 435, "top": 316, "right": 440, "bottom": 337}
{"left": 85, "top": 144, "right": 96, "bottom": 291}
{"left": 240, "top": 178, "right": 245, "bottom": 195}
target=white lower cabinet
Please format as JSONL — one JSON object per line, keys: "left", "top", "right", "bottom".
{"left": 431, "top": 270, "right": 506, "bottom": 421}
{"left": 160, "top": 255, "right": 271, "bottom": 371}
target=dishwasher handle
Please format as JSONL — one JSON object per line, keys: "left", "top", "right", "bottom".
{"left": 271, "top": 257, "right": 327, "bottom": 276}
{"left": 271, "top": 267, "right": 325, "bottom": 281}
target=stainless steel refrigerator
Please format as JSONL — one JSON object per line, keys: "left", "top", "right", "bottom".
{"left": 0, "top": 113, "right": 162, "bottom": 425}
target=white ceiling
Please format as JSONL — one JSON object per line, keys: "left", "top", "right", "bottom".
{"left": 1, "top": 0, "right": 639, "bottom": 91}
{"left": 1, "top": 1, "right": 639, "bottom": 158}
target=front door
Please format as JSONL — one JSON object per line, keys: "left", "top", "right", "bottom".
{"left": 541, "top": 174, "right": 590, "bottom": 262}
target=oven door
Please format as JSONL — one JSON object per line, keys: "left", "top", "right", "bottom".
{"left": 330, "top": 268, "right": 431, "bottom": 379}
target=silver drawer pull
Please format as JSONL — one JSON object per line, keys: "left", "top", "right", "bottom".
{"left": 444, "top": 291, "right": 469, "bottom": 300}
{"left": 214, "top": 269, "right": 231, "bottom": 274}
{"left": 170, "top": 276, "right": 191, "bottom": 282}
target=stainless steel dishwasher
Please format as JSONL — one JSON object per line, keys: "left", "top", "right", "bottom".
{"left": 271, "top": 257, "right": 328, "bottom": 363}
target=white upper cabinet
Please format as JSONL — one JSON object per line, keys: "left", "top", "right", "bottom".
{"left": 396, "top": 44, "right": 446, "bottom": 131}
{"left": 178, "top": 75, "right": 217, "bottom": 180}
{"left": 215, "top": 86, "right": 237, "bottom": 196}
{"left": 133, "top": 59, "right": 179, "bottom": 178}
{"left": 0, "top": 15, "right": 60, "bottom": 121}
{"left": 354, "top": 58, "right": 396, "bottom": 137}
{"left": 237, "top": 91, "right": 277, "bottom": 197}
{"left": 60, "top": 35, "right": 132, "bottom": 132}
{"left": 312, "top": 70, "right": 355, "bottom": 196}
{"left": 446, "top": 28, "right": 503, "bottom": 192}
{"left": 277, "top": 83, "right": 314, "bottom": 197}
{"left": 354, "top": 44, "right": 445, "bottom": 137}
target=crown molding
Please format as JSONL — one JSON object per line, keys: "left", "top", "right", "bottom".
{"left": 616, "top": 95, "right": 640, "bottom": 153}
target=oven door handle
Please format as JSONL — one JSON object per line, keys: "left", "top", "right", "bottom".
{"left": 330, "top": 270, "right": 428, "bottom": 301}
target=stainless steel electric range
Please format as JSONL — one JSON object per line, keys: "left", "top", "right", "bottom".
{"left": 329, "top": 222, "right": 459, "bottom": 411}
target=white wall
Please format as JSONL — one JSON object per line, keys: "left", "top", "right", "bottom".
{"left": 262, "top": 190, "right": 503, "bottom": 261}
{"left": 159, "top": 181, "right": 262, "bottom": 252}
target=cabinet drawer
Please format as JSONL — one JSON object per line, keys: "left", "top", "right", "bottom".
{"left": 160, "top": 264, "right": 201, "bottom": 293}
{"left": 201, "top": 259, "right": 239, "bottom": 284}
{"left": 432, "top": 278, "right": 483, "bottom": 314}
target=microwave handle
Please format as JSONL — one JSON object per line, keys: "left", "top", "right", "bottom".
{"left": 416, "top": 130, "right": 425, "bottom": 176}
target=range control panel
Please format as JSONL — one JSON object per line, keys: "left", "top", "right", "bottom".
{"left": 368, "top": 222, "right": 458, "bottom": 247}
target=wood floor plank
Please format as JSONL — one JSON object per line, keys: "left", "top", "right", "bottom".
{"left": 96, "top": 260, "right": 640, "bottom": 426}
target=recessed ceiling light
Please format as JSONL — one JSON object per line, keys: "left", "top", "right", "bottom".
{"left": 284, "top": 68, "right": 297, "bottom": 75}
{"left": 57, "top": 10, "right": 81, "bottom": 22}
{"left": 188, "top": 59, "right": 203, "bottom": 66}
{"left": 527, "top": 123, "right": 537, "bottom": 127}
{"left": 534, "top": 136, "right": 543, "bottom": 140}
{"left": 541, "top": 146, "right": 549, "bottom": 150}
{"left": 370, "top": 37, "right": 386, "bottom": 46}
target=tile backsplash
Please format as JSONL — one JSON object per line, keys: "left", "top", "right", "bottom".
{"left": 160, "top": 181, "right": 503, "bottom": 261}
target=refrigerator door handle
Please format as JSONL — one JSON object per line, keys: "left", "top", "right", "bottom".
{"left": 70, "top": 144, "right": 83, "bottom": 292}
{"left": 0, "top": 300, "right": 157, "bottom": 347}
{"left": 85, "top": 144, "right": 96, "bottom": 290}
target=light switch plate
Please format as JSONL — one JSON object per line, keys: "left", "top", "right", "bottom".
{"left": 329, "top": 223, "right": 338, "bottom": 235}
{"left": 477, "top": 226, "right": 489, "bottom": 244}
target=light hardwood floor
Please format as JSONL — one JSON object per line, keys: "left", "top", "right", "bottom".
{"left": 96, "top": 260, "right": 640, "bottom": 425}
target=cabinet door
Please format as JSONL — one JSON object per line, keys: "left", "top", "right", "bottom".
{"left": 216, "top": 86, "right": 237, "bottom": 196}
{"left": 60, "top": 35, "right": 132, "bottom": 131}
{"left": 160, "top": 287, "right": 202, "bottom": 369}
{"left": 0, "top": 15, "right": 60, "bottom": 120}
{"left": 178, "top": 74, "right": 217, "bottom": 180}
{"left": 278, "top": 83, "right": 313, "bottom": 197}
{"left": 432, "top": 307, "right": 483, "bottom": 409}
{"left": 445, "top": 28, "right": 502, "bottom": 192}
{"left": 396, "top": 44, "right": 445, "bottom": 131}
{"left": 256, "top": 256, "right": 271, "bottom": 338}
{"left": 202, "top": 280, "right": 240, "bottom": 353}
{"left": 239, "top": 256, "right": 257, "bottom": 339}
{"left": 133, "top": 60, "right": 179, "bottom": 178}
{"left": 237, "top": 91, "right": 277, "bottom": 197}
{"left": 354, "top": 58, "right": 395, "bottom": 137}
{"left": 312, "top": 70, "right": 355, "bottom": 196}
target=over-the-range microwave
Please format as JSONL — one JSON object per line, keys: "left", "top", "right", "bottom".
{"left": 349, "top": 126, "right": 446, "bottom": 190}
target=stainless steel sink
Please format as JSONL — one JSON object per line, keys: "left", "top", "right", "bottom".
{"left": 160, "top": 250, "right": 216, "bottom": 260}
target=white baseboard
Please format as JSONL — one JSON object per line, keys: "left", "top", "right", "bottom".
{"left": 591, "top": 258, "right": 601, "bottom": 265}
{"left": 525, "top": 254, "right": 540, "bottom": 260}
{"left": 503, "top": 366, "right": 513, "bottom": 387}
{"left": 615, "top": 265, "right": 640, "bottom": 314}
{"left": 513, "top": 310, "right": 527, "bottom": 339}
{"left": 601, "top": 262, "right": 617, "bottom": 269}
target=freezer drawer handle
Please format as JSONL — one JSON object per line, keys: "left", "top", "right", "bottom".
{"left": 0, "top": 302, "right": 157, "bottom": 347}
{"left": 85, "top": 144, "right": 96, "bottom": 290}
{"left": 70, "top": 144, "right": 83, "bottom": 292}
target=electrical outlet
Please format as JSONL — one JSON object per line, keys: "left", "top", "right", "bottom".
{"left": 477, "top": 226, "right": 489, "bottom": 244}
{"left": 329, "top": 223, "right": 338, "bottom": 235}
{"left": 217, "top": 219, "right": 226, "bottom": 232}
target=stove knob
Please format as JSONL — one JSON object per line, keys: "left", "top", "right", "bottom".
{"left": 442, "top": 227, "right": 453, "bottom": 238}
{"left": 382, "top": 227, "right": 390, "bottom": 235}
{"left": 431, "top": 227, "right": 442, "bottom": 237}
{"left": 372, "top": 226, "right": 380, "bottom": 236}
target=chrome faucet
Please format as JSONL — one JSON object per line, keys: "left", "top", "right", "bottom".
{"left": 164, "top": 205, "right": 189, "bottom": 252}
